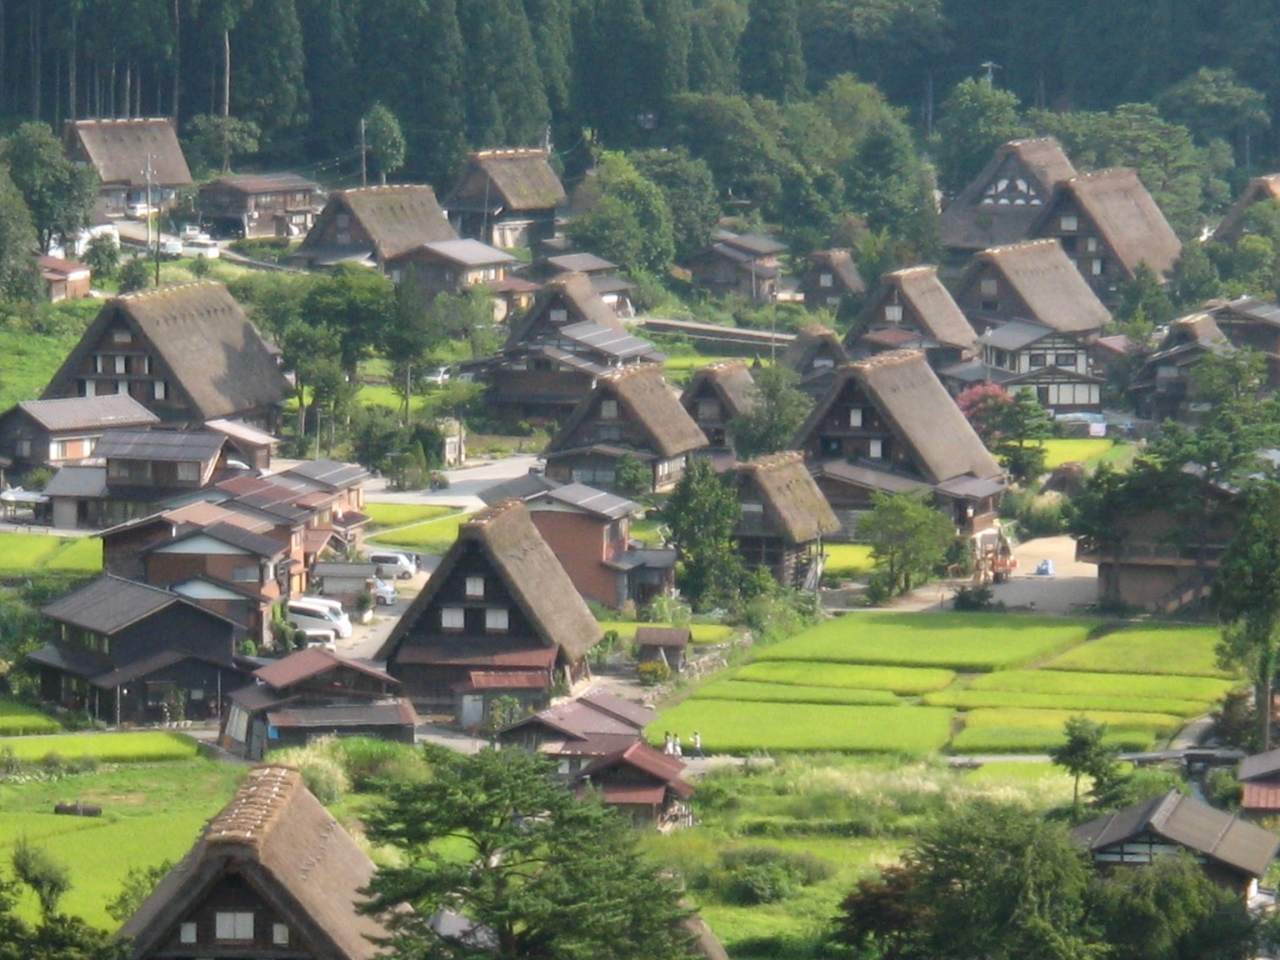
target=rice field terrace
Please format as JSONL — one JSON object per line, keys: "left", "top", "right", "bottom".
{"left": 655, "top": 613, "right": 1240, "bottom": 755}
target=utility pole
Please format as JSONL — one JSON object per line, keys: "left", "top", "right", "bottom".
{"left": 360, "top": 117, "right": 367, "bottom": 188}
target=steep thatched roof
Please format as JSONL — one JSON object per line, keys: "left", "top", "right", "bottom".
{"left": 734, "top": 451, "right": 840, "bottom": 544}
{"left": 781, "top": 325, "right": 850, "bottom": 374}
{"left": 1213, "top": 174, "right": 1280, "bottom": 241}
{"left": 379, "top": 501, "right": 601, "bottom": 664}
{"left": 300, "top": 185, "right": 456, "bottom": 263}
{"left": 940, "top": 138, "right": 1077, "bottom": 252}
{"left": 1043, "top": 168, "right": 1182, "bottom": 278}
{"left": 117, "top": 766, "right": 392, "bottom": 960}
{"left": 680, "top": 360, "right": 757, "bottom": 420}
{"left": 446, "top": 150, "right": 567, "bottom": 213}
{"left": 506, "top": 272, "right": 622, "bottom": 346}
{"left": 548, "top": 365, "right": 708, "bottom": 459}
{"left": 796, "top": 351, "right": 1001, "bottom": 484}
{"left": 65, "top": 118, "right": 192, "bottom": 187}
{"left": 41, "top": 283, "right": 287, "bottom": 422}
{"left": 854, "top": 266, "right": 976, "bottom": 351}
{"left": 806, "top": 249, "right": 866, "bottom": 294}
{"left": 965, "top": 239, "right": 1111, "bottom": 333}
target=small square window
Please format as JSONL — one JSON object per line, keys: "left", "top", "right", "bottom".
{"left": 114, "top": 355, "right": 126, "bottom": 374}
{"left": 819, "top": 273, "right": 833, "bottom": 287}
{"left": 600, "top": 399, "right": 618, "bottom": 419}
{"left": 176, "top": 461, "right": 199, "bottom": 482}
{"left": 884, "top": 303, "right": 903, "bottom": 322}
{"left": 179, "top": 923, "right": 197, "bottom": 944}
{"left": 1029, "top": 354, "right": 1047, "bottom": 368}
{"left": 868, "top": 439, "right": 883, "bottom": 459}
{"left": 979, "top": 278, "right": 998, "bottom": 297}
{"left": 154, "top": 380, "right": 167, "bottom": 400}
{"left": 112, "top": 329, "right": 132, "bottom": 343}
{"left": 1060, "top": 214, "right": 1079, "bottom": 232}
{"left": 849, "top": 408, "right": 863, "bottom": 428}
{"left": 466, "top": 576, "right": 484, "bottom": 598}
{"left": 486, "top": 608, "right": 509, "bottom": 631}
{"left": 1085, "top": 236, "right": 1099, "bottom": 253}
{"left": 442, "top": 607, "right": 465, "bottom": 630}
{"left": 1091, "top": 258, "right": 1104, "bottom": 276}
{"left": 1055, "top": 353, "right": 1077, "bottom": 368}
{"left": 549, "top": 308, "right": 568, "bottom": 323}
{"left": 272, "top": 924, "right": 289, "bottom": 946}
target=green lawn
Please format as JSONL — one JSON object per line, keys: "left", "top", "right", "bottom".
{"left": 952, "top": 707, "right": 1183, "bottom": 753}
{"left": 369, "top": 511, "right": 468, "bottom": 552}
{"left": 753, "top": 613, "right": 1093, "bottom": 672}
{"left": 824, "top": 543, "right": 875, "bottom": 579}
{"left": 0, "top": 701, "right": 60, "bottom": 736}
{"left": 0, "top": 760, "right": 244, "bottom": 927}
{"left": 597, "top": 621, "right": 736, "bottom": 645}
{"left": 649, "top": 701, "right": 955, "bottom": 754}
{"left": 364, "top": 502, "right": 455, "bottom": 529}
{"left": 0, "top": 316, "right": 99, "bottom": 410}
{"left": 358, "top": 383, "right": 426, "bottom": 411}
{"left": 1040, "top": 439, "right": 1117, "bottom": 469}
{"left": 630, "top": 518, "right": 666, "bottom": 546}
{"left": 0, "top": 533, "right": 102, "bottom": 574}
{"left": 0, "top": 732, "right": 200, "bottom": 763}
{"left": 968, "top": 668, "right": 1235, "bottom": 704}
{"left": 923, "top": 688, "right": 1212, "bottom": 718}
{"left": 694, "top": 680, "right": 899, "bottom": 706}
{"left": 1043, "top": 624, "right": 1232, "bottom": 678}
{"left": 734, "top": 660, "right": 955, "bottom": 694}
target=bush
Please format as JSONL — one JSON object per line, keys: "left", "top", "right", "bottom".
{"left": 707, "top": 846, "right": 834, "bottom": 905}
{"left": 330, "top": 737, "right": 424, "bottom": 790}
{"left": 638, "top": 660, "right": 670, "bottom": 686}
{"left": 1204, "top": 767, "right": 1242, "bottom": 811}
{"left": 952, "top": 585, "right": 1004, "bottom": 612}
{"left": 117, "top": 257, "right": 150, "bottom": 293}
{"left": 298, "top": 753, "right": 349, "bottom": 804}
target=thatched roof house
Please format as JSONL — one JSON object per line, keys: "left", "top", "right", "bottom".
{"left": 293, "top": 185, "right": 456, "bottom": 269}
{"left": 505, "top": 272, "right": 623, "bottom": 345}
{"left": 1031, "top": 167, "right": 1182, "bottom": 303}
{"left": 445, "top": 149, "right": 566, "bottom": 249}
{"left": 680, "top": 360, "right": 757, "bottom": 451}
{"left": 802, "top": 249, "right": 867, "bottom": 313}
{"left": 65, "top": 118, "right": 192, "bottom": 215}
{"left": 1213, "top": 173, "right": 1280, "bottom": 242}
{"left": 378, "top": 501, "right": 601, "bottom": 722}
{"left": 730, "top": 451, "right": 840, "bottom": 588}
{"left": 117, "top": 765, "right": 392, "bottom": 960}
{"left": 940, "top": 137, "right": 1077, "bottom": 259}
{"left": 847, "top": 266, "right": 977, "bottom": 366}
{"left": 954, "top": 238, "right": 1112, "bottom": 335}
{"left": 781, "top": 325, "right": 851, "bottom": 396}
{"left": 795, "top": 350, "right": 1004, "bottom": 535}
{"left": 41, "top": 283, "right": 287, "bottom": 428}
{"left": 544, "top": 365, "right": 708, "bottom": 492}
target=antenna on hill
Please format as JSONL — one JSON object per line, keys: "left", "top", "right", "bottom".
{"left": 980, "top": 61, "right": 1002, "bottom": 85}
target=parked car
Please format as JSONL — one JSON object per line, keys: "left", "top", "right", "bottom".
{"left": 126, "top": 202, "right": 156, "bottom": 218}
{"left": 180, "top": 224, "right": 210, "bottom": 241}
{"left": 424, "top": 366, "right": 452, "bottom": 386}
{"left": 367, "top": 551, "right": 418, "bottom": 580}
{"left": 301, "top": 628, "right": 337, "bottom": 651}
{"left": 284, "top": 598, "right": 353, "bottom": 639}
{"left": 159, "top": 239, "right": 183, "bottom": 260}
{"left": 372, "top": 577, "right": 398, "bottom": 606}
{"left": 184, "top": 238, "right": 220, "bottom": 260}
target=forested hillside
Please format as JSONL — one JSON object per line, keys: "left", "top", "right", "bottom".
{"left": 8, "top": 0, "right": 1280, "bottom": 189}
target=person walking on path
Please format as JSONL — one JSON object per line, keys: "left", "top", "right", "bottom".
{"left": 692, "top": 731, "right": 703, "bottom": 758}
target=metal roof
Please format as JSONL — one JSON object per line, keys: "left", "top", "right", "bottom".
{"left": 267, "top": 700, "right": 417, "bottom": 729}
{"left": 15, "top": 394, "right": 159, "bottom": 432}
{"left": 546, "top": 252, "right": 617, "bottom": 274}
{"left": 979, "top": 319, "right": 1055, "bottom": 351}
{"left": 420, "top": 238, "right": 516, "bottom": 267}
{"left": 277, "top": 458, "right": 370, "bottom": 489}
{"left": 94, "top": 429, "right": 226, "bottom": 462}
{"left": 533, "top": 482, "right": 638, "bottom": 520}
{"left": 43, "top": 466, "right": 109, "bottom": 498}
{"left": 41, "top": 575, "right": 180, "bottom": 634}
{"left": 559, "top": 320, "right": 659, "bottom": 360}
{"left": 204, "top": 418, "right": 278, "bottom": 447}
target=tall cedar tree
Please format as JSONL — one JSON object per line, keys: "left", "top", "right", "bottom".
{"left": 360, "top": 748, "right": 695, "bottom": 960}
{"left": 645, "top": 0, "right": 691, "bottom": 102}
{"left": 458, "top": 0, "right": 549, "bottom": 148}
{"left": 584, "top": 0, "right": 656, "bottom": 145}
{"left": 664, "top": 458, "right": 745, "bottom": 608}
{"left": 738, "top": 0, "right": 806, "bottom": 103}
{"left": 687, "top": 0, "right": 745, "bottom": 94}
{"left": 295, "top": 0, "right": 361, "bottom": 159}
{"left": 230, "top": 0, "right": 309, "bottom": 156}
{"left": 524, "top": 0, "right": 573, "bottom": 120}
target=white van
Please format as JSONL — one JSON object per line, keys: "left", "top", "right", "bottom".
{"left": 373, "top": 577, "right": 398, "bottom": 605}
{"left": 285, "top": 598, "right": 353, "bottom": 639}
{"left": 367, "top": 551, "right": 417, "bottom": 580}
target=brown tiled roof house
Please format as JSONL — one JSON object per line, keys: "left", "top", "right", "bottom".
{"left": 117, "top": 765, "right": 393, "bottom": 960}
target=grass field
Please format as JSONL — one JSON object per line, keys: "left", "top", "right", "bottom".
{"left": 0, "top": 732, "right": 200, "bottom": 763}
{"left": 650, "top": 701, "right": 954, "bottom": 754}
{"left": 363, "top": 503, "right": 455, "bottom": 529}
{"left": 969, "top": 668, "right": 1234, "bottom": 704}
{"left": 0, "top": 326, "right": 94, "bottom": 410}
{"left": 734, "top": 660, "right": 955, "bottom": 694}
{"left": 694, "top": 681, "right": 900, "bottom": 706}
{"left": 922, "top": 689, "right": 1212, "bottom": 718}
{"left": 630, "top": 518, "right": 666, "bottom": 546}
{"left": 952, "top": 707, "right": 1183, "bottom": 753}
{"left": 754, "top": 613, "right": 1093, "bottom": 672}
{"left": 824, "top": 543, "right": 875, "bottom": 579}
{"left": 1041, "top": 439, "right": 1118, "bottom": 469}
{"left": 1044, "top": 624, "right": 1231, "bottom": 678}
{"left": 369, "top": 511, "right": 468, "bottom": 552}
{"left": 0, "top": 701, "right": 60, "bottom": 736}
{"left": 0, "top": 760, "right": 244, "bottom": 927}
{"left": 597, "top": 621, "right": 736, "bottom": 645}
{"left": 0, "top": 533, "right": 103, "bottom": 574}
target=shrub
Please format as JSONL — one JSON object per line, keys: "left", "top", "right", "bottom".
{"left": 330, "top": 738, "right": 424, "bottom": 790}
{"left": 710, "top": 846, "right": 834, "bottom": 905}
{"left": 952, "top": 585, "right": 1003, "bottom": 612}
{"left": 638, "top": 660, "right": 670, "bottom": 686}
{"left": 298, "top": 753, "right": 349, "bottom": 804}
{"left": 1204, "top": 767, "right": 1242, "bottom": 811}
